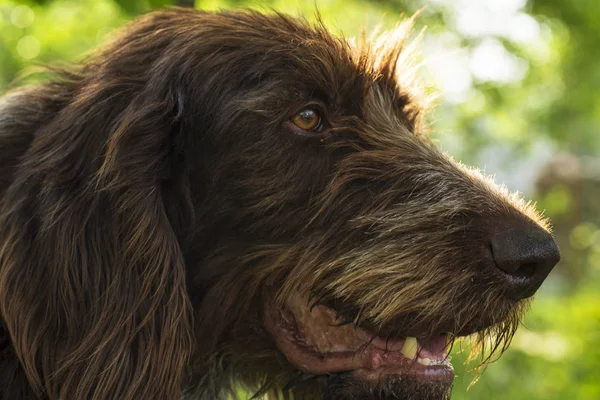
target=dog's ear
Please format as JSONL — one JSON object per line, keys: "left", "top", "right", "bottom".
{"left": 0, "top": 58, "right": 194, "bottom": 399}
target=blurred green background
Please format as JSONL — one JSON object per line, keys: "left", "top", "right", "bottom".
{"left": 1, "top": 0, "right": 599, "bottom": 398}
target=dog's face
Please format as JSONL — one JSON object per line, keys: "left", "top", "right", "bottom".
{"left": 0, "top": 8, "right": 559, "bottom": 400}
{"left": 168, "top": 10, "right": 560, "bottom": 400}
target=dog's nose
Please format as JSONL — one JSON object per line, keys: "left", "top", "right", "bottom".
{"left": 490, "top": 225, "right": 560, "bottom": 300}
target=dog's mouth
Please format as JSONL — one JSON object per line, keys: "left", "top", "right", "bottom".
{"left": 264, "top": 294, "right": 456, "bottom": 387}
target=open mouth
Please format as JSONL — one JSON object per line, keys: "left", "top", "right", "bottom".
{"left": 264, "top": 294, "right": 456, "bottom": 387}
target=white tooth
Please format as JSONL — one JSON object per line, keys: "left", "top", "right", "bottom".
{"left": 401, "top": 337, "right": 418, "bottom": 359}
{"left": 417, "top": 357, "right": 432, "bottom": 366}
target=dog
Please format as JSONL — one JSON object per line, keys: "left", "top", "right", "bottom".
{"left": 0, "top": 7, "right": 560, "bottom": 400}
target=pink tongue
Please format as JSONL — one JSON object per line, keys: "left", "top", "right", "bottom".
{"left": 369, "top": 335, "right": 449, "bottom": 361}
{"left": 418, "top": 336, "right": 449, "bottom": 360}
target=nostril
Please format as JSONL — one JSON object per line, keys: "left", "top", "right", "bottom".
{"left": 490, "top": 225, "right": 560, "bottom": 300}
{"left": 512, "top": 262, "right": 537, "bottom": 279}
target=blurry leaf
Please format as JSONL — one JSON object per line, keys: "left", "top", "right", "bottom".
{"left": 540, "top": 184, "right": 572, "bottom": 217}
{"left": 149, "top": 0, "right": 175, "bottom": 8}
{"left": 172, "top": 0, "right": 194, "bottom": 7}
{"left": 570, "top": 223, "right": 599, "bottom": 250}
{"left": 114, "top": 0, "right": 148, "bottom": 14}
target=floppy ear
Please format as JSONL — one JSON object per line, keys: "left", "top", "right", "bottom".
{"left": 0, "top": 67, "right": 194, "bottom": 399}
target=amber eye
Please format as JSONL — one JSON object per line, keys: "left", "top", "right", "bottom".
{"left": 290, "top": 108, "right": 322, "bottom": 132}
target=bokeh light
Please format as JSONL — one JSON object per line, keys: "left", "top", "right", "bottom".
{"left": 16, "top": 35, "right": 40, "bottom": 60}
{"left": 10, "top": 5, "right": 35, "bottom": 29}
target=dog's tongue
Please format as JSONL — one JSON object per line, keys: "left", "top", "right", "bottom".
{"left": 371, "top": 335, "right": 449, "bottom": 361}
{"left": 417, "top": 336, "right": 449, "bottom": 360}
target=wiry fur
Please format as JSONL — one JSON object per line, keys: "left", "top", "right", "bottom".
{"left": 0, "top": 8, "right": 551, "bottom": 400}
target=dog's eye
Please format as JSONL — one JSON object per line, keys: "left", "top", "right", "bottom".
{"left": 291, "top": 108, "right": 322, "bottom": 132}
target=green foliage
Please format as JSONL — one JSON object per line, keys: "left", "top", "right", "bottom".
{"left": 450, "top": 282, "right": 600, "bottom": 400}
{"left": 0, "top": 0, "right": 125, "bottom": 88}
{"left": 1, "top": 0, "right": 599, "bottom": 398}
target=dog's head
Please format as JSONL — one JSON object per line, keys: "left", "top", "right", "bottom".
{"left": 0, "top": 8, "right": 559, "bottom": 400}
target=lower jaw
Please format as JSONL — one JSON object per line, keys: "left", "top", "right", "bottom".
{"left": 352, "top": 359, "right": 454, "bottom": 384}
{"left": 290, "top": 341, "right": 455, "bottom": 385}
{"left": 323, "top": 368, "right": 454, "bottom": 400}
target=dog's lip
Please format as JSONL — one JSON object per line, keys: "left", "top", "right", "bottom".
{"left": 263, "top": 296, "right": 454, "bottom": 384}
{"left": 325, "top": 298, "right": 496, "bottom": 338}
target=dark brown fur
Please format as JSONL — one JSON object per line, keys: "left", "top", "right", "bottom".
{"left": 0, "top": 8, "right": 551, "bottom": 400}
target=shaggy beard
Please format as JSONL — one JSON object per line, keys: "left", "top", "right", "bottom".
{"left": 194, "top": 245, "right": 529, "bottom": 400}
{"left": 322, "top": 372, "right": 452, "bottom": 400}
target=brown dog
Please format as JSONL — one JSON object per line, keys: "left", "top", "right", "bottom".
{"left": 0, "top": 8, "right": 559, "bottom": 400}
